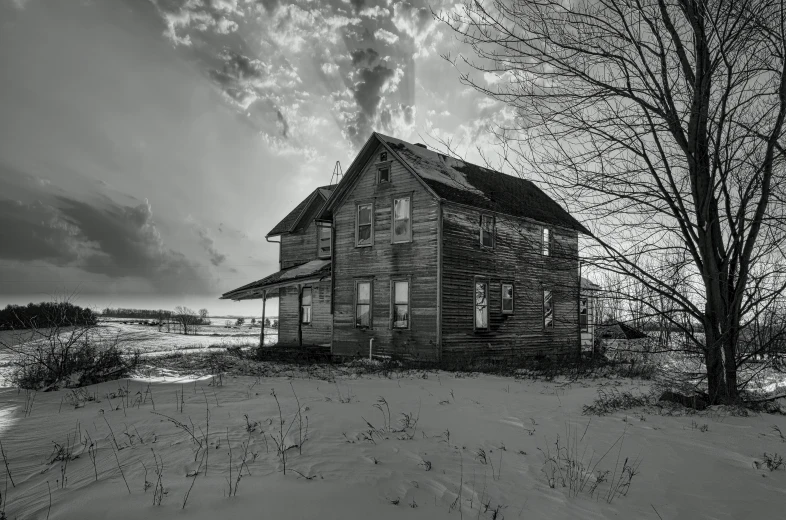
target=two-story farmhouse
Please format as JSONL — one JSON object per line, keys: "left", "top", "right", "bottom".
{"left": 221, "top": 133, "right": 589, "bottom": 361}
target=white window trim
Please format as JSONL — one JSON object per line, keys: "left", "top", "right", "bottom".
{"left": 542, "top": 227, "right": 552, "bottom": 256}
{"left": 355, "top": 202, "right": 374, "bottom": 248}
{"left": 391, "top": 195, "right": 413, "bottom": 244}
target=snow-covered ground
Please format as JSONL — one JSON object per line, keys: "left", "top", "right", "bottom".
{"left": 0, "top": 371, "right": 784, "bottom": 519}
{"left": 0, "top": 320, "right": 277, "bottom": 386}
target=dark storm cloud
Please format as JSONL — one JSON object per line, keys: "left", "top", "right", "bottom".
{"left": 350, "top": 47, "right": 379, "bottom": 66}
{"left": 350, "top": 0, "right": 365, "bottom": 14}
{"left": 276, "top": 109, "right": 289, "bottom": 138}
{"left": 257, "top": 0, "right": 280, "bottom": 14}
{"left": 194, "top": 225, "right": 227, "bottom": 267}
{"left": 0, "top": 199, "right": 80, "bottom": 263}
{"left": 348, "top": 63, "right": 395, "bottom": 146}
{"left": 0, "top": 195, "right": 213, "bottom": 294}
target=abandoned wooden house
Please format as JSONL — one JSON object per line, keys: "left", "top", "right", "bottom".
{"left": 220, "top": 132, "right": 589, "bottom": 361}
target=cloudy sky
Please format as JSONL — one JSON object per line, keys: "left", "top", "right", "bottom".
{"left": 0, "top": 0, "right": 510, "bottom": 316}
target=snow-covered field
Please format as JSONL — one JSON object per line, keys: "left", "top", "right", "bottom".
{"left": 0, "top": 370, "right": 784, "bottom": 520}
{"left": 0, "top": 320, "right": 277, "bottom": 386}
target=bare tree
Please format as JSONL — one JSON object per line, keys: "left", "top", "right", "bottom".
{"left": 173, "top": 306, "right": 199, "bottom": 336}
{"left": 439, "top": 0, "right": 786, "bottom": 402}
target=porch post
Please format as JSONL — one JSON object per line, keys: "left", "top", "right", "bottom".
{"left": 260, "top": 290, "right": 267, "bottom": 348}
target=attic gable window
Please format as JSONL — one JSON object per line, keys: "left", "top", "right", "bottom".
{"left": 380, "top": 151, "right": 388, "bottom": 162}
{"left": 356, "top": 203, "right": 373, "bottom": 247}
{"left": 392, "top": 196, "right": 411, "bottom": 243}
{"left": 378, "top": 166, "right": 390, "bottom": 183}
{"left": 542, "top": 227, "right": 551, "bottom": 256}
{"left": 317, "top": 225, "right": 331, "bottom": 258}
{"left": 480, "top": 215, "right": 494, "bottom": 248}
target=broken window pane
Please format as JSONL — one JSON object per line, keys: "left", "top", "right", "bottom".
{"left": 475, "top": 281, "right": 488, "bottom": 329}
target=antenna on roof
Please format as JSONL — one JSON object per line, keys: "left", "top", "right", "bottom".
{"left": 329, "top": 160, "right": 343, "bottom": 186}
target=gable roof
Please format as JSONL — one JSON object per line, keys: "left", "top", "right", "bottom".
{"left": 377, "top": 134, "right": 588, "bottom": 233}
{"left": 267, "top": 185, "right": 336, "bottom": 237}
{"left": 319, "top": 133, "right": 587, "bottom": 233}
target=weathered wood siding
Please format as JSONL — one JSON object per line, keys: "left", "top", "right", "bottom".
{"left": 280, "top": 199, "right": 323, "bottom": 269}
{"left": 331, "top": 143, "right": 440, "bottom": 359}
{"left": 276, "top": 281, "right": 332, "bottom": 346}
{"left": 441, "top": 203, "right": 580, "bottom": 359}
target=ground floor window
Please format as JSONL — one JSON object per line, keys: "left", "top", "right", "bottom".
{"left": 475, "top": 281, "right": 489, "bottom": 329}
{"left": 580, "top": 298, "right": 588, "bottom": 331}
{"left": 301, "top": 287, "right": 312, "bottom": 324}
{"left": 544, "top": 289, "right": 553, "bottom": 329}
{"left": 501, "top": 283, "right": 514, "bottom": 314}
{"left": 356, "top": 281, "right": 372, "bottom": 328}
{"left": 392, "top": 280, "right": 409, "bottom": 328}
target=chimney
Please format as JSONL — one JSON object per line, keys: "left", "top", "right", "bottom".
{"left": 414, "top": 143, "right": 427, "bottom": 149}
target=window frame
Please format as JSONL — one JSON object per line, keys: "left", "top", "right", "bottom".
{"left": 300, "top": 286, "right": 312, "bottom": 325}
{"left": 501, "top": 282, "right": 514, "bottom": 315}
{"left": 379, "top": 151, "right": 388, "bottom": 162}
{"left": 542, "top": 227, "right": 552, "bottom": 256}
{"left": 474, "top": 278, "right": 490, "bottom": 331}
{"left": 390, "top": 277, "right": 411, "bottom": 330}
{"left": 579, "top": 297, "right": 589, "bottom": 332}
{"left": 355, "top": 201, "right": 374, "bottom": 248}
{"left": 354, "top": 279, "right": 373, "bottom": 329}
{"left": 480, "top": 215, "right": 495, "bottom": 249}
{"left": 543, "top": 289, "right": 554, "bottom": 330}
{"left": 316, "top": 224, "right": 332, "bottom": 259}
{"left": 377, "top": 165, "right": 390, "bottom": 183}
{"left": 391, "top": 195, "right": 413, "bottom": 244}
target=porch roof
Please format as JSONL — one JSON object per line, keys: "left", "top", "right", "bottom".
{"left": 220, "top": 259, "right": 331, "bottom": 301}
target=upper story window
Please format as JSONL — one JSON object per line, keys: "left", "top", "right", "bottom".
{"left": 356, "top": 203, "right": 373, "bottom": 247}
{"left": 480, "top": 215, "right": 494, "bottom": 248}
{"left": 501, "top": 283, "right": 514, "bottom": 314}
{"left": 542, "top": 227, "right": 551, "bottom": 256}
{"left": 301, "top": 287, "right": 312, "bottom": 324}
{"left": 392, "top": 280, "right": 409, "bottom": 329}
{"left": 317, "top": 225, "right": 331, "bottom": 258}
{"left": 355, "top": 281, "right": 372, "bottom": 328}
{"left": 475, "top": 280, "right": 489, "bottom": 330}
{"left": 543, "top": 289, "right": 553, "bottom": 329}
{"left": 378, "top": 166, "right": 390, "bottom": 183}
{"left": 580, "top": 298, "right": 588, "bottom": 331}
{"left": 392, "top": 197, "right": 412, "bottom": 243}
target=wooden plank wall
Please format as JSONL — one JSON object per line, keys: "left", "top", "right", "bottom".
{"left": 331, "top": 143, "right": 440, "bottom": 359}
{"left": 276, "top": 281, "right": 332, "bottom": 346}
{"left": 280, "top": 200, "right": 323, "bottom": 269}
{"left": 441, "top": 203, "right": 580, "bottom": 359}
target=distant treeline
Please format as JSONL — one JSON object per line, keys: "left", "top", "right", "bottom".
{"left": 0, "top": 302, "right": 98, "bottom": 330}
{"left": 101, "top": 308, "right": 173, "bottom": 320}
